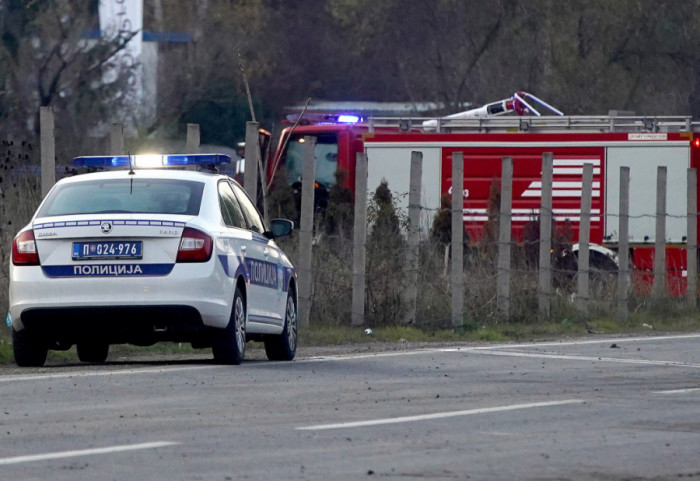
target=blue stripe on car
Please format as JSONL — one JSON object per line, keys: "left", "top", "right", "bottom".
{"left": 42, "top": 264, "right": 174, "bottom": 277}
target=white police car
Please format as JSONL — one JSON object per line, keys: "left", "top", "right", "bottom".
{"left": 8, "top": 154, "right": 297, "bottom": 367}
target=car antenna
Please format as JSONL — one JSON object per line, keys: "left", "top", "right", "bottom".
{"left": 128, "top": 152, "right": 135, "bottom": 176}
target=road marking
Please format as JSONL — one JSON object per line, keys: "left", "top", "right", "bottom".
{"left": 296, "top": 399, "right": 585, "bottom": 431}
{"left": 0, "top": 441, "right": 179, "bottom": 466}
{"left": 470, "top": 333, "right": 700, "bottom": 351}
{"left": 0, "top": 365, "right": 219, "bottom": 383}
{"left": 301, "top": 350, "right": 445, "bottom": 362}
{"left": 472, "top": 349, "right": 700, "bottom": 368}
{"left": 653, "top": 387, "right": 700, "bottom": 394}
{"left": 295, "top": 333, "right": 700, "bottom": 363}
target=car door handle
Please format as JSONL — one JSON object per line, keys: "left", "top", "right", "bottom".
{"left": 263, "top": 248, "right": 269, "bottom": 257}
{"left": 240, "top": 245, "right": 247, "bottom": 255}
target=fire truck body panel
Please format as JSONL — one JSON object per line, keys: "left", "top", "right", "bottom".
{"left": 605, "top": 145, "right": 690, "bottom": 244}
{"left": 363, "top": 132, "right": 696, "bottom": 250}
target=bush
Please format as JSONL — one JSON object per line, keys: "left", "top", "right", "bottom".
{"left": 365, "top": 181, "right": 406, "bottom": 326}
{"left": 1, "top": 139, "right": 42, "bottom": 338}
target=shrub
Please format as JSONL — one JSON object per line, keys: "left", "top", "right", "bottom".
{"left": 365, "top": 180, "right": 406, "bottom": 326}
{"left": 1, "top": 139, "right": 42, "bottom": 336}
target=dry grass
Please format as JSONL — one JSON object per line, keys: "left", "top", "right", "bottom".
{"left": 1, "top": 139, "right": 43, "bottom": 341}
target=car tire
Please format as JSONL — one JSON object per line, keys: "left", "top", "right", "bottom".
{"left": 264, "top": 292, "right": 297, "bottom": 361}
{"left": 77, "top": 343, "right": 109, "bottom": 363}
{"left": 212, "top": 286, "right": 246, "bottom": 365}
{"left": 12, "top": 328, "right": 48, "bottom": 368}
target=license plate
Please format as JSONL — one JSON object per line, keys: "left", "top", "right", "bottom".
{"left": 72, "top": 241, "right": 143, "bottom": 260}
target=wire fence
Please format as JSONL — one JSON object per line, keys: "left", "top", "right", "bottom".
{"left": 2, "top": 119, "right": 699, "bottom": 334}
{"left": 286, "top": 148, "right": 700, "bottom": 329}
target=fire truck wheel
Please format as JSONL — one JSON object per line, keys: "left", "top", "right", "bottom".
{"left": 579, "top": 250, "right": 620, "bottom": 300}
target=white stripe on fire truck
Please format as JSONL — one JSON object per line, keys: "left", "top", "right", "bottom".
{"left": 529, "top": 189, "right": 600, "bottom": 197}
{"left": 462, "top": 207, "right": 601, "bottom": 223}
{"left": 552, "top": 168, "right": 601, "bottom": 175}
{"left": 528, "top": 181, "right": 601, "bottom": 189}
{"left": 463, "top": 216, "right": 601, "bottom": 222}
{"left": 553, "top": 159, "right": 601, "bottom": 166}
{"left": 462, "top": 208, "right": 601, "bottom": 214}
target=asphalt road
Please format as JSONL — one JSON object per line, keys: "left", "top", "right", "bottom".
{"left": 1, "top": 333, "right": 700, "bottom": 480}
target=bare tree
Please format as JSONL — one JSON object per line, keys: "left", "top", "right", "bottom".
{"left": 1, "top": 0, "right": 138, "bottom": 152}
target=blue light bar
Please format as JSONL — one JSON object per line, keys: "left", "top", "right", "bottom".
{"left": 72, "top": 156, "right": 130, "bottom": 167}
{"left": 337, "top": 114, "right": 360, "bottom": 123}
{"left": 162, "top": 154, "right": 231, "bottom": 166}
{"left": 73, "top": 154, "right": 232, "bottom": 168}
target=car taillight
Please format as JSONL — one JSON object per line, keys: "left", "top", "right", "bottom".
{"left": 12, "top": 230, "right": 40, "bottom": 266}
{"left": 176, "top": 227, "right": 213, "bottom": 263}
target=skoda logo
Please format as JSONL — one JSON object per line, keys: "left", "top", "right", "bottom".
{"left": 100, "top": 222, "right": 113, "bottom": 234}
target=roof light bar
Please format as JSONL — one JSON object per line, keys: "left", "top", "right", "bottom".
{"left": 337, "top": 114, "right": 361, "bottom": 123}
{"left": 72, "top": 154, "right": 232, "bottom": 168}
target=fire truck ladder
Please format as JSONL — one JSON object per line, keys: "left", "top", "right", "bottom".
{"left": 364, "top": 92, "right": 700, "bottom": 134}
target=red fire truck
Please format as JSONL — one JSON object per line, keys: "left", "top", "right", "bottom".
{"left": 268, "top": 94, "right": 700, "bottom": 294}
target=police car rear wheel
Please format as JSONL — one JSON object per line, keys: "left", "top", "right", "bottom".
{"left": 212, "top": 287, "right": 246, "bottom": 365}
{"left": 12, "top": 328, "right": 48, "bottom": 367}
{"left": 77, "top": 342, "right": 109, "bottom": 363}
{"left": 264, "top": 292, "right": 297, "bottom": 361}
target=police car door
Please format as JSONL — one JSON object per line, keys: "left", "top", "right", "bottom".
{"left": 230, "top": 181, "right": 285, "bottom": 326}
{"left": 217, "top": 181, "right": 266, "bottom": 325}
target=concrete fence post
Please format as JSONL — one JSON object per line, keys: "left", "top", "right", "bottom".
{"left": 243, "top": 121, "right": 259, "bottom": 202}
{"left": 298, "top": 136, "right": 316, "bottom": 327}
{"left": 577, "top": 163, "right": 593, "bottom": 315}
{"left": 404, "top": 151, "right": 422, "bottom": 325}
{"left": 497, "top": 157, "right": 513, "bottom": 319}
{"left": 538, "top": 153, "right": 553, "bottom": 319}
{"left": 40, "top": 106, "right": 55, "bottom": 197}
{"left": 653, "top": 166, "right": 667, "bottom": 299}
{"left": 687, "top": 168, "right": 697, "bottom": 307}
{"left": 110, "top": 123, "right": 124, "bottom": 154}
{"left": 186, "top": 123, "right": 200, "bottom": 153}
{"left": 617, "top": 167, "right": 630, "bottom": 320}
{"left": 451, "top": 152, "right": 464, "bottom": 328}
{"left": 351, "top": 153, "right": 368, "bottom": 327}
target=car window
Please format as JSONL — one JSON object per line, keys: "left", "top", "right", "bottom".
{"left": 218, "top": 181, "right": 247, "bottom": 229}
{"left": 230, "top": 182, "right": 265, "bottom": 233}
{"left": 37, "top": 178, "right": 204, "bottom": 217}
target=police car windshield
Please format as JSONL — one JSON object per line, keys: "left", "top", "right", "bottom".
{"left": 37, "top": 178, "right": 205, "bottom": 217}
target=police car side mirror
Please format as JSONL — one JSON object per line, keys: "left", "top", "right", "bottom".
{"left": 265, "top": 219, "right": 294, "bottom": 239}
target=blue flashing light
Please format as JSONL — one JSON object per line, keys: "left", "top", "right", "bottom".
{"left": 73, "top": 154, "right": 232, "bottom": 168}
{"left": 72, "top": 156, "right": 131, "bottom": 167}
{"left": 337, "top": 114, "right": 361, "bottom": 123}
{"left": 163, "top": 154, "right": 231, "bottom": 166}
